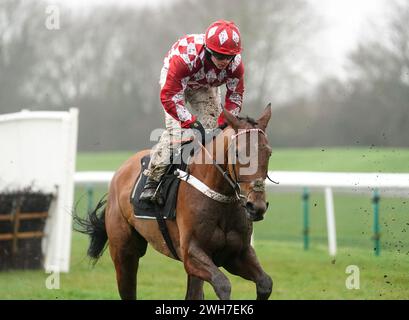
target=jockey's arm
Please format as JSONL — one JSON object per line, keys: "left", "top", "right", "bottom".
{"left": 217, "top": 65, "right": 244, "bottom": 126}
{"left": 160, "top": 57, "right": 196, "bottom": 128}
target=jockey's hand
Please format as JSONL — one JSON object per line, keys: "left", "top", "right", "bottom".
{"left": 190, "top": 120, "right": 206, "bottom": 145}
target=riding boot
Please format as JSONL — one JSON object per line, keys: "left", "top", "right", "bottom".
{"left": 139, "top": 177, "right": 160, "bottom": 202}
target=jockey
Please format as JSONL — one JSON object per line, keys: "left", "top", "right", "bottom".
{"left": 140, "top": 20, "right": 244, "bottom": 202}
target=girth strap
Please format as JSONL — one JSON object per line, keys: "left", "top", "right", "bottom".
{"left": 153, "top": 203, "right": 180, "bottom": 260}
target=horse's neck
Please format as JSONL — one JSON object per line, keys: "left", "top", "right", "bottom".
{"left": 189, "top": 128, "right": 235, "bottom": 195}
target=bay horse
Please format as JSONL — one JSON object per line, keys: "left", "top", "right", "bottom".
{"left": 75, "top": 105, "right": 273, "bottom": 300}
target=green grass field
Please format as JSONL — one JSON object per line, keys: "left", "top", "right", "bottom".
{"left": 76, "top": 147, "right": 409, "bottom": 173}
{"left": 1, "top": 148, "right": 409, "bottom": 299}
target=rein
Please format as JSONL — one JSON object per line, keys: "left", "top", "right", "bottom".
{"left": 198, "top": 140, "right": 243, "bottom": 202}
{"left": 175, "top": 127, "right": 275, "bottom": 206}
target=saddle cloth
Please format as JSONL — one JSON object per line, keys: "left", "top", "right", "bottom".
{"left": 130, "top": 153, "right": 188, "bottom": 220}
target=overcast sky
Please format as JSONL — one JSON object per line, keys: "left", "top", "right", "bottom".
{"left": 48, "top": 0, "right": 390, "bottom": 81}
{"left": 309, "top": 0, "right": 389, "bottom": 78}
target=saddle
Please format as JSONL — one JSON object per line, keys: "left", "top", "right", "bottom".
{"left": 130, "top": 128, "right": 221, "bottom": 219}
{"left": 130, "top": 144, "right": 191, "bottom": 220}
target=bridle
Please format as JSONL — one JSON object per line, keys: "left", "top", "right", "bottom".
{"left": 198, "top": 127, "right": 275, "bottom": 205}
{"left": 228, "top": 128, "right": 266, "bottom": 183}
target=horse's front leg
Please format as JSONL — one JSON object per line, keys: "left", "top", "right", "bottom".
{"left": 223, "top": 246, "right": 272, "bottom": 300}
{"left": 183, "top": 241, "right": 231, "bottom": 300}
{"left": 185, "top": 275, "right": 204, "bottom": 300}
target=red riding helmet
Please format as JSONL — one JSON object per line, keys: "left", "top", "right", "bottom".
{"left": 205, "top": 20, "right": 242, "bottom": 56}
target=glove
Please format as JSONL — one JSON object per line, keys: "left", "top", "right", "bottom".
{"left": 190, "top": 120, "right": 206, "bottom": 145}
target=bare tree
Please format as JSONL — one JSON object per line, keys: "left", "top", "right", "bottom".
{"left": 0, "top": 0, "right": 44, "bottom": 112}
{"left": 341, "top": 1, "right": 409, "bottom": 146}
{"left": 0, "top": 0, "right": 318, "bottom": 150}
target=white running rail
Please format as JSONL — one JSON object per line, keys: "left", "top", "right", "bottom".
{"left": 75, "top": 170, "right": 409, "bottom": 257}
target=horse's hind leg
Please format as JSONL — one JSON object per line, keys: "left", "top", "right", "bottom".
{"left": 106, "top": 202, "right": 147, "bottom": 300}
{"left": 185, "top": 275, "right": 204, "bottom": 300}
{"left": 109, "top": 227, "right": 147, "bottom": 300}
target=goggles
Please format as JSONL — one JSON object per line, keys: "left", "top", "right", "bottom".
{"left": 206, "top": 47, "right": 235, "bottom": 61}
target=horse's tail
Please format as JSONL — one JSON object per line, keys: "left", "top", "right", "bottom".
{"left": 73, "top": 196, "right": 108, "bottom": 265}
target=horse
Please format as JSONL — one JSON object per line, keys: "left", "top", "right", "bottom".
{"left": 75, "top": 104, "right": 273, "bottom": 300}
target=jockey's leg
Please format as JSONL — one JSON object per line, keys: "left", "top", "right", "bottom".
{"left": 140, "top": 133, "right": 169, "bottom": 201}
{"left": 185, "top": 86, "right": 221, "bottom": 129}
{"left": 140, "top": 113, "right": 181, "bottom": 202}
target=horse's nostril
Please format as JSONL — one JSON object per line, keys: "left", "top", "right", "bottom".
{"left": 246, "top": 202, "right": 255, "bottom": 212}
{"left": 246, "top": 201, "right": 267, "bottom": 221}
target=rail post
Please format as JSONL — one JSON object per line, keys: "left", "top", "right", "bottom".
{"left": 87, "top": 185, "right": 94, "bottom": 214}
{"left": 372, "top": 189, "right": 381, "bottom": 256}
{"left": 302, "top": 187, "right": 310, "bottom": 250}
{"left": 324, "top": 187, "right": 337, "bottom": 258}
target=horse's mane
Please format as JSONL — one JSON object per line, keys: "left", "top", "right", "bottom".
{"left": 198, "top": 115, "right": 261, "bottom": 157}
{"left": 217, "top": 115, "right": 258, "bottom": 131}
{"left": 207, "top": 115, "right": 258, "bottom": 144}
{"left": 237, "top": 116, "right": 258, "bottom": 126}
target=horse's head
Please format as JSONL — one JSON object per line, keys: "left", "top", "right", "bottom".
{"left": 223, "top": 104, "right": 272, "bottom": 222}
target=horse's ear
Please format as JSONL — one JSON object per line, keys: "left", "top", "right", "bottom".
{"left": 257, "top": 103, "right": 272, "bottom": 130}
{"left": 223, "top": 108, "right": 241, "bottom": 131}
